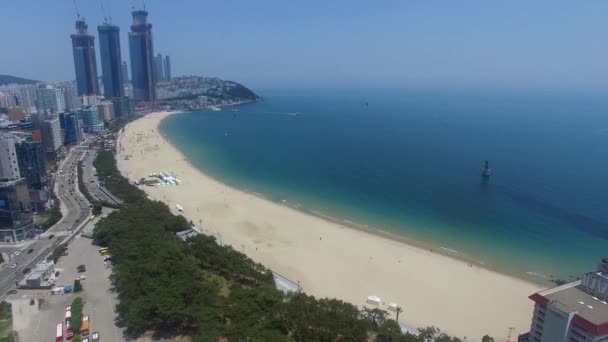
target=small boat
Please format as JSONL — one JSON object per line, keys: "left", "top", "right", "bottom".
{"left": 176, "top": 204, "right": 184, "bottom": 212}
{"left": 481, "top": 160, "right": 491, "bottom": 177}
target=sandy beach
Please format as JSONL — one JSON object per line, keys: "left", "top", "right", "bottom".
{"left": 118, "top": 110, "right": 544, "bottom": 341}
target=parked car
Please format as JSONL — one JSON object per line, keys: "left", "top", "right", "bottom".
{"left": 48, "top": 234, "right": 54, "bottom": 239}
{"left": 76, "top": 275, "right": 87, "bottom": 281}
{"left": 10, "top": 264, "right": 16, "bottom": 269}
{"left": 27, "top": 248, "right": 33, "bottom": 254}
{"left": 108, "top": 287, "right": 117, "bottom": 293}
{"left": 6, "top": 290, "right": 17, "bottom": 295}
{"left": 21, "top": 267, "right": 30, "bottom": 274}
{"left": 13, "top": 251, "right": 20, "bottom": 256}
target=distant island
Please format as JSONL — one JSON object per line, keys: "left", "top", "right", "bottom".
{"left": 157, "top": 76, "right": 261, "bottom": 110}
{"left": 0, "top": 74, "right": 40, "bottom": 86}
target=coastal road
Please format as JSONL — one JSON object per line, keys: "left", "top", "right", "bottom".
{"left": 81, "top": 149, "right": 122, "bottom": 205}
{"left": 0, "top": 143, "right": 92, "bottom": 300}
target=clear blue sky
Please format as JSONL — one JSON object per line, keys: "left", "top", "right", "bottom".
{"left": 1, "top": 0, "right": 606, "bottom": 90}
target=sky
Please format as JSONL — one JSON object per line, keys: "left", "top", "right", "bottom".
{"left": 0, "top": 0, "right": 607, "bottom": 91}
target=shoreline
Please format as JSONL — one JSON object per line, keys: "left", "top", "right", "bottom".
{"left": 118, "top": 109, "right": 544, "bottom": 341}
{"left": 154, "top": 108, "right": 551, "bottom": 287}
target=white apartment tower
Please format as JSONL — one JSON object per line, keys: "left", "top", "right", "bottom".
{"left": 0, "top": 134, "right": 20, "bottom": 180}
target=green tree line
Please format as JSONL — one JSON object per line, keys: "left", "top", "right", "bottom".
{"left": 90, "top": 146, "right": 485, "bottom": 341}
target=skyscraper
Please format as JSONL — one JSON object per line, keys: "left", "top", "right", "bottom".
{"left": 71, "top": 18, "right": 99, "bottom": 96}
{"left": 63, "top": 112, "right": 82, "bottom": 146}
{"left": 164, "top": 55, "right": 172, "bottom": 81}
{"left": 154, "top": 53, "right": 165, "bottom": 83}
{"left": 98, "top": 22, "right": 125, "bottom": 99}
{"left": 121, "top": 61, "right": 129, "bottom": 85}
{"left": 129, "top": 10, "right": 156, "bottom": 102}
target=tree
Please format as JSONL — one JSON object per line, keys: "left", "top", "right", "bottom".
{"left": 482, "top": 335, "right": 495, "bottom": 342}
{"left": 70, "top": 297, "right": 83, "bottom": 333}
{"left": 73, "top": 279, "right": 82, "bottom": 292}
{"left": 395, "top": 306, "right": 403, "bottom": 322}
{"left": 71, "top": 335, "right": 82, "bottom": 342}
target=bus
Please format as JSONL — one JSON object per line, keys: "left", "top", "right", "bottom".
{"left": 55, "top": 322, "right": 63, "bottom": 342}
{"left": 98, "top": 247, "right": 110, "bottom": 255}
{"left": 81, "top": 315, "right": 90, "bottom": 336}
{"left": 64, "top": 309, "right": 71, "bottom": 324}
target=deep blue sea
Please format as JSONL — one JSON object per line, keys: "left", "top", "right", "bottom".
{"left": 160, "top": 87, "right": 608, "bottom": 282}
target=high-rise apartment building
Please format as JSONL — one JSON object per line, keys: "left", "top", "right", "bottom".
{"left": 112, "top": 97, "right": 134, "bottom": 118}
{"left": 71, "top": 18, "right": 99, "bottom": 96}
{"left": 98, "top": 101, "right": 115, "bottom": 123}
{"left": 0, "top": 178, "right": 34, "bottom": 242}
{"left": 121, "top": 61, "right": 129, "bottom": 85}
{"left": 36, "top": 86, "right": 65, "bottom": 114}
{"left": 523, "top": 269, "right": 608, "bottom": 342}
{"left": 40, "top": 118, "right": 62, "bottom": 160}
{"left": 61, "top": 82, "right": 81, "bottom": 111}
{"left": 98, "top": 22, "right": 125, "bottom": 99}
{"left": 78, "top": 106, "right": 104, "bottom": 133}
{"left": 164, "top": 55, "right": 172, "bottom": 81}
{"left": 0, "top": 134, "right": 20, "bottom": 181}
{"left": 129, "top": 10, "right": 156, "bottom": 102}
{"left": 154, "top": 53, "right": 165, "bottom": 83}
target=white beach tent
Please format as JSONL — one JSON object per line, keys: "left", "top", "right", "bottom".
{"left": 367, "top": 295, "right": 381, "bottom": 306}
{"left": 388, "top": 303, "right": 398, "bottom": 311}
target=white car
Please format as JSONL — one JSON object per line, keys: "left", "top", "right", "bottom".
{"left": 13, "top": 251, "right": 20, "bottom": 256}
{"left": 76, "top": 275, "right": 87, "bottom": 281}
{"left": 10, "top": 264, "right": 16, "bottom": 269}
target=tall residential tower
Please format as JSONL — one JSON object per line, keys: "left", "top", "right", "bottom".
{"left": 129, "top": 10, "right": 156, "bottom": 102}
{"left": 164, "top": 55, "right": 172, "bottom": 81}
{"left": 71, "top": 18, "right": 99, "bottom": 96}
{"left": 98, "top": 22, "right": 125, "bottom": 99}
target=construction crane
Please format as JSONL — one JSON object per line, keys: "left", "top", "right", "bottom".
{"left": 73, "top": 0, "right": 80, "bottom": 19}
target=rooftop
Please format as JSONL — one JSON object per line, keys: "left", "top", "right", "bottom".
{"left": 542, "top": 281, "right": 608, "bottom": 325}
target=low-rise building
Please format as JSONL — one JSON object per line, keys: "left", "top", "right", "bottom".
{"left": 24, "top": 260, "right": 55, "bottom": 287}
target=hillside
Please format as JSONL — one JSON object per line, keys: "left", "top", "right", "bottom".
{"left": 0, "top": 74, "right": 40, "bottom": 86}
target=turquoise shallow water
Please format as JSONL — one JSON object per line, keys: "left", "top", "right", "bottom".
{"left": 160, "top": 88, "right": 608, "bottom": 282}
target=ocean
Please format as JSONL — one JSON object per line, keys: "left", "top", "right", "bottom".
{"left": 160, "top": 87, "right": 608, "bottom": 282}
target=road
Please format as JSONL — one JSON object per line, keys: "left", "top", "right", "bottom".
{"left": 81, "top": 149, "right": 122, "bottom": 205}
{"left": 0, "top": 142, "right": 92, "bottom": 300}
{"left": 8, "top": 215, "right": 124, "bottom": 342}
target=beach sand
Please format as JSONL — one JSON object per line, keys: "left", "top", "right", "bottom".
{"left": 118, "top": 110, "right": 544, "bottom": 341}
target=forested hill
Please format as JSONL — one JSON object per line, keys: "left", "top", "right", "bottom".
{"left": 0, "top": 74, "right": 40, "bottom": 86}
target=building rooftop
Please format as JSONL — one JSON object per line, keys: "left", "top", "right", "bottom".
{"left": 543, "top": 282, "right": 608, "bottom": 325}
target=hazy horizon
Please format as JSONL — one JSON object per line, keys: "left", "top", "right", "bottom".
{"left": 1, "top": 0, "right": 607, "bottom": 91}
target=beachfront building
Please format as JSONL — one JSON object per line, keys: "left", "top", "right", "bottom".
{"left": 129, "top": 9, "right": 156, "bottom": 102}
{"left": 98, "top": 101, "right": 115, "bottom": 123}
{"left": 98, "top": 21, "right": 125, "bottom": 99}
{"left": 154, "top": 53, "right": 165, "bottom": 83}
{"left": 164, "top": 55, "right": 171, "bottom": 81}
{"left": 71, "top": 18, "right": 99, "bottom": 96}
{"left": 523, "top": 270, "right": 608, "bottom": 342}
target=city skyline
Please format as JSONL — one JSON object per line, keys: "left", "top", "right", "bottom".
{"left": 0, "top": 1, "right": 607, "bottom": 90}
